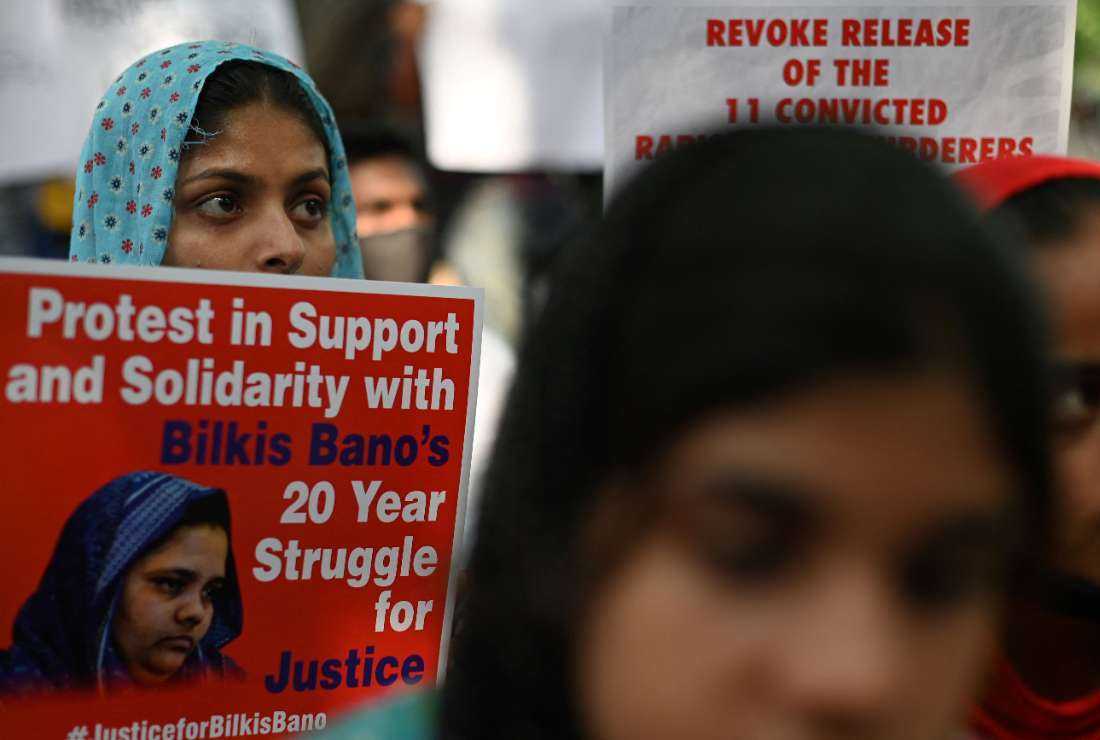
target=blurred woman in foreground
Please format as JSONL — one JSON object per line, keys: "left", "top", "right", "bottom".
{"left": 325, "top": 128, "right": 1053, "bottom": 740}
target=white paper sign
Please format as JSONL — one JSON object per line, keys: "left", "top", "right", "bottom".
{"left": 0, "top": 0, "right": 303, "bottom": 185}
{"left": 419, "top": 0, "right": 604, "bottom": 172}
{"left": 605, "top": 2, "right": 1077, "bottom": 197}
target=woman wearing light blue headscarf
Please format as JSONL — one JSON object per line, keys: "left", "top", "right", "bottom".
{"left": 69, "top": 41, "right": 363, "bottom": 278}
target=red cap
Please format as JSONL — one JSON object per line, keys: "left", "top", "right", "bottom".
{"left": 954, "top": 155, "right": 1100, "bottom": 212}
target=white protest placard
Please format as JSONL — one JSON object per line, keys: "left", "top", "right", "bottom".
{"left": 0, "top": 0, "right": 303, "bottom": 185}
{"left": 419, "top": 0, "right": 604, "bottom": 172}
{"left": 605, "top": 1, "right": 1078, "bottom": 196}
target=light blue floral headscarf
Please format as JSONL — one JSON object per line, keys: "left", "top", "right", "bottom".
{"left": 68, "top": 41, "right": 363, "bottom": 279}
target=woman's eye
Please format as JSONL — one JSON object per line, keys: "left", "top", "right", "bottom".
{"left": 1051, "top": 364, "right": 1100, "bottom": 438}
{"left": 701, "top": 536, "right": 796, "bottom": 583}
{"left": 1053, "top": 386, "right": 1097, "bottom": 436}
{"left": 899, "top": 546, "right": 1004, "bottom": 612}
{"left": 682, "top": 511, "right": 798, "bottom": 584}
{"left": 201, "top": 581, "right": 225, "bottom": 602}
{"left": 671, "top": 482, "right": 807, "bottom": 587}
{"left": 195, "top": 195, "right": 241, "bottom": 219}
{"left": 291, "top": 197, "right": 327, "bottom": 224}
{"left": 153, "top": 577, "right": 185, "bottom": 596}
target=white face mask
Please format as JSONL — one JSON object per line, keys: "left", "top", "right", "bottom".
{"left": 357, "top": 226, "right": 433, "bottom": 283}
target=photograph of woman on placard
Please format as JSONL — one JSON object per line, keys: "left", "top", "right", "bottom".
{"left": 0, "top": 471, "right": 243, "bottom": 697}
{"left": 69, "top": 40, "right": 363, "bottom": 279}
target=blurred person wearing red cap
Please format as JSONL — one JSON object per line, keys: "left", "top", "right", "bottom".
{"left": 957, "top": 155, "right": 1100, "bottom": 739}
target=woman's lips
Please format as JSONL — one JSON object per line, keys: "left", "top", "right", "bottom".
{"left": 158, "top": 636, "right": 195, "bottom": 652}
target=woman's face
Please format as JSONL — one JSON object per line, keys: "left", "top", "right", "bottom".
{"left": 1034, "top": 206, "right": 1100, "bottom": 585}
{"left": 165, "top": 102, "right": 336, "bottom": 276}
{"left": 575, "top": 373, "right": 1016, "bottom": 740}
{"left": 113, "top": 523, "right": 228, "bottom": 686}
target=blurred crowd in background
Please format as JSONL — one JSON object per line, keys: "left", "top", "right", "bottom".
{"left": 1072, "top": 0, "right": 1100, "bottom": 156}
{"left": 6, "top": 0, "right": 1094, "bottom": 350}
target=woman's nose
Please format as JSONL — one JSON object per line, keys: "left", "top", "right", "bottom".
{"left": 175, "top": 591, "right": 207, "bottom": 627}
{"left": 775, "top": 561, "right": 905, "bottom": 729}
{"left": 252, "top": 207, "right": 306, "bottom": 274}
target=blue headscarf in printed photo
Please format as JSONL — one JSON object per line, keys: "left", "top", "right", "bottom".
{"left": 68, "top": 40, "right": 364, "bottom": 279}
{"left": 0, "top": 471, "right": 243, "bottom": 697}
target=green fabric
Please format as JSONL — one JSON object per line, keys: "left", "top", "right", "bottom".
{"left": 315, "top": 690, "right": 438, "bottom": 740}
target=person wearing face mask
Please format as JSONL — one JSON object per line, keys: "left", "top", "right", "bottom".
{"left": 68, "top": 41, "right": 364, "bottom": 279}
{"left": 318, "top": 127, "right": 1053, "bottom": 740}
{"left": 342, "top": 121, "right": 436, "bottom": 284}
{"left": 955, "top": 156, "right": 1100, "bottom": 740}
{"left": 0, "top": 471, "right": 242, "bottom": 697}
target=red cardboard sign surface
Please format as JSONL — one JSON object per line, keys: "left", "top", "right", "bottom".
{"left": 0, "top": 260, "right": 481, "bottom": 737}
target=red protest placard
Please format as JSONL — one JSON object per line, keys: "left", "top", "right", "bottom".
{"left": 0, "top": 259, "right": 481, "bottom": 738}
